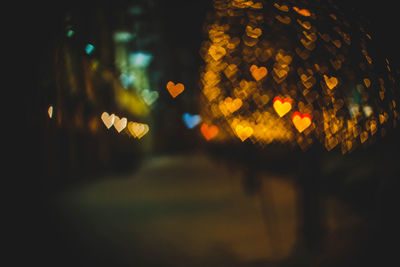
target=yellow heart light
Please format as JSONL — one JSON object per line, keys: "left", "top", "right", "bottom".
{"left": 246, "top": 26, "right": 262, "bottom": 38}
{"left": 250, "top": 65, "right": 268, "bottom": 81}
{"left": 273, "top": 96, "right": 292, "bottom": 117}
{"left": 208, "top": 44, "right": 226, "bottom": 61}
{"left": 101, "top": 112, "right": 115, "bottom": 129}
{"left": 292, "top": 112, "right": 312, "bottom": 133}
{"left": 113, "top": 116, "right": 127, "bottom": 133}
{"left": 128, "top": 122, "right": 149, "bottom": 139}
{"left": 225, "top": 97, "right": 243, "bottom": 113}
{"left": 323, "top": 74, "right": 338, "bottom": 90}
{"left": 235, "top": 125, "right": 254, "bottom": 141}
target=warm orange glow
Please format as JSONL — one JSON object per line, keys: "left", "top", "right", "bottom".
{"left": 250, "top": 65, "right": 268, "bottom": 81}
{"left": 273, "top": 97, "right": 292, "bottom": 117}
{"left": 128, "top": 121, "right": 149, "bottom": 139}
{"left": 166, "top": 81, "right": 185, "bottom": 98}
{"left": 220, "top": 97, "right": 243, "bottom": 115}
{"left": 293, "top": 6, "right": 311, "bottom": 17}
{"left": 235, "top": 124, "right": 254, "bottom": 142}
{"left": 199, "top": 0, "right": 400, "bottom": 152}
{"left": 274, "top": 3, "right": 289, "bottom": 12}
{"left": 323, "top": 75, "right": 338, "bottom": 90}
{"left": 292, "top": 112, "right": 312, "bottom": 133}
{"left": 201, "top": 123, "right": 218, "bottom": 141}
{"left": 208, "top": 45, "right": 227, "bottom": 61}
{"left": 246, "top": 26, "right": 262, "bottom": 39}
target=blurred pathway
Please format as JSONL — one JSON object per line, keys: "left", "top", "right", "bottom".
{"left": 57, "top": 153, "right": 297, "bottom": 266}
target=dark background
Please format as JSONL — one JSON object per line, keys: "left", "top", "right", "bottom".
{"left": 12, "top": 1, "right": 400, "bottom": 266}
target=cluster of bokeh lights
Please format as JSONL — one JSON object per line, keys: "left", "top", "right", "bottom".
{"left": 199, "top": 0, "right": 399, "bottom": 153}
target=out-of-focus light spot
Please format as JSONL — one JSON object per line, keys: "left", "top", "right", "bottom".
{"left": 274, "top": 3, "right": 289, "bottom": 12}
{"left": 128, "top": 121, "right": 149, "bottom": 139}
{"left": 166, "top": 81, "right": 184, "bottom": 98}
{"left": 67, "top": 29, "right": 75, "bottom": 38}
{"left": 246, "top": 26, "right": 262, "bottom": 38}
{"left": 349, "top": 104, "right": 360, "bottom": 118}
{"left": 113, "top": 116, "right": 127, "bottom": 133}
{"left": 208, "top": 45, "right": 226, "bottom": 61}
{"left": 128, "top": 5, "right": 143, "bottom": 16}
{"left": 183, "top": 113, "right": 201, "bottom": 129}
{"left": 88, "top": 117, "right": 99, "bottom": 133}
{"left": 235, "top": 124, "right": 254, "bottom": 141}
{"left": 250, "top": 65, "right": 268, "bottom": 81}
{"left": 293, "top": 6, "right": 311, "bottom": 17}
{"left": 113, "top": 31, "right": 133, "bottom": 42}
{"left": 48, "top": 105, "right": 53, "bottom": 118}
{"left": 101, "top": 112, "right": 115, "bottom": 129}
{"left": 141, "top": 89, "right": 159, "bottom": 106}
{"left": 323, "top": 75, "right": 338, "bottom": 90}
{"left": 292, "top": 112, "right": 312, "bottom": 133}
{"left": 120, "top": 73, "right": 135, "bottom": 88}
{"left": 85, "top": 43, "right": 95, "bottom": 55}
{"left": 129, "top": 52, "right": 152, "bottom": 67}
{"left": 200, "top": 123, "right": 218, "bottom": 140}
{"left": 363, "top": 106, "right": 373, "bottom": 117}
{"left": 219, "top": 97, "right": 242, "bottom": 115}
{"left": 273, "top": 97, "right": 292, "bottom": 117}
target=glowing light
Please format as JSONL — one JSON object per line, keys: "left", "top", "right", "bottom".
{"left": 200, "top": 123, "right": 218, "bottom": 141}
{"left": 198, "top": 1, "right": 400, "bottom": 152}
{"left": 120, "top": 73, "right": 135, "bottom": 88}
{"left": 292, "top": 112, "right": 312, "bottom": 133}
{"left": 250, "top": 65, "right": 268, "bottom": 81}
{"left": 48, "top": 105, "right": 53, "bottom": 118}
{"left": 363, "top": 106, "right": 373, "bottom": 117}
{"left": 293, "top": 6, "right": 311, "bottom": 17}
{"left": 67, "top": 29, "right": 75, "bottom": 38}
{"left": 101, "top": 112, "right": 115, "bottom": 129}
{"left": 113, "top": 31, "right": 133, "bottom": 42}
{"left": 273, "top": 97, "right": 292, "bottom": 117}
{"left": 166, "top": 81, "right": 185, "bottom": 98}
{"left": 183, "top": 113, "right": 201, "bottom": 129}
{"left": 85, "top": 43, "right": 95, "bottom": 55}
{"left": 129, "top": 52, "right": 152, "bottom": 67}
{"left": 219, "top": 97, "right": 242, "bottom": 115}
{"left": 128, "top": 122, "right": 149, "bottom": 139}
{"left": 141, "top": 89, "right": 159, "bottom": 106}
{"left": 323, "top": 75, "right": 339, "bottom": 90}
{"left": 113, "top": 116, "right": 127, "bottom": 133}
{"left": 208, "top": 45, "right": 226, "bottom": 61}
{"left": 235, "top": 124, "right": 254, "bottom": 142}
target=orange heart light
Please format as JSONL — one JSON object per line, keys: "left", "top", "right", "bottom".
{"left": 235, "top": 125, "right": 254, "bottom": 142}
{"left": 246, "top": 26, "right": 262, "bottom": 39}
{"left": 250, "top": 65, "right": 268, "bottom": 81}
{"left": 323, "top": 74, "right": 338, "bottom": 90}
{"left": 166, "top": 81, "right": 184, "bottom": 98}
{"left": 201, "top": 123, "right": 218, "bottom": 141}
{"left": 292, "top": 112, "right": 312, "bottom": 133}
{"left": 293, "top": 6, "right": 311, "bottom": 17}
{"left": 273, "top": 96, "right": 292, "bottom": 117}
{"left": 224, "top": 97, "right": 243, "bottom": 113}
{"left": 209, "top": 44, "right": 226, "bottom": 61}
{"left": 101, "top": 112, "right": 115, "bottom": 129}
